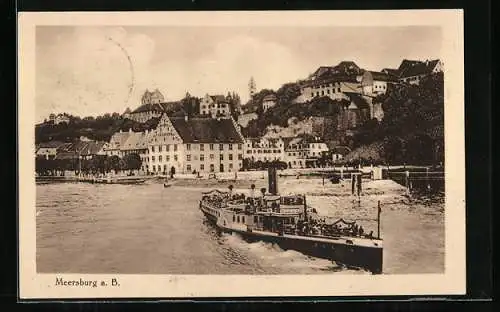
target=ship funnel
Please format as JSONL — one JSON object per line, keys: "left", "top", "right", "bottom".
{"left": 267, "top": 167, "right": 278, "bottom": 195}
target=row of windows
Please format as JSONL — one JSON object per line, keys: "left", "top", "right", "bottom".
{"left": 201, "top": 103, "right": 227, "bottom": 109}
{"left": 246, "top": 143, "right": 283, "bottom": 148}
{"left": 151, "top": 155, "right": 178, "bottom": 162}
{"left": 151, "top": 144, "right": 178, "bottom": 153}
{"left": 151, "top": 143, "right": 243, "bottom": 153}
{"left": 312, "top": 83, "right": 340, "bottom": 89}
{"left": 311, "top": 88, "right": 341, "bottom": 97}
{"left": 250, "top": 156, "right": 282, "bottom": 161}
{"left": 373, "top": 84, "right": 387, "bottom": 90}
{"left": 186, "top": 154, "right": 243, "bottom": 161}
{"left": 287, "top": 151, "right": 320, "bottom": 157}
{"left": 246, "top": 149, "right": 282, "bottom": 154}
{"left": 150, "top": 162, "right": 240, "bottom": 173}
{"left": 233, "top": 215, "right": 246, "bottom": 223}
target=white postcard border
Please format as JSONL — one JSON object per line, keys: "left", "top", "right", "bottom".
{"left": 18, "top": 10, "right": 465, "bottom": 299}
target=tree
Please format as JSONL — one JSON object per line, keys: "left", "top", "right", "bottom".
{"left": 108, "top": 155, "right": 121, "bottom": 174}
{"left": 123, "top": 153, "right": 142, "bottom": 174}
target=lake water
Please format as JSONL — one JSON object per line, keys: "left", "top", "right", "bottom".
{"left": 36, "top": 180, "right": 444, "bottom": 274}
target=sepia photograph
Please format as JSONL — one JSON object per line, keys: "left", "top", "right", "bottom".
{"left": 18, "top": 10, "right": 465, "bottom": 298}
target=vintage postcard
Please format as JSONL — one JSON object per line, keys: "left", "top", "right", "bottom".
{"left": 18, "top": 10, "right": 465, "bottom": 299}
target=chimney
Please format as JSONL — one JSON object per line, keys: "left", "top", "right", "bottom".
{"left": 267, "top": 167, "right": 278, "bottom": 195}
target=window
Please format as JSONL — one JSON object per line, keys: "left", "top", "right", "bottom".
{"left": 237, "top": 216, "right": 240, "bottom": 223}
{"left": 163, "top": 165, "right": 167, "bottom": 172}
{"left": 229, "top": 144, "right": 233, "bottom": 150}
{"left": 158, "top": 145, "right": 162, "bottom": 152}
{"left": 174, "top": 144, "right": 178, "bottom": 151}
{"left": 186, "top": 155, "right": 191, "bottom": 161}
{"left": 254, "top": 216, "right": 258, "bottom": 223}
{"left": 233, "top": 215, "right": 236, "bottom": 222}
{"left": 200, "top": 164, "right": 204, "bottom": 171}
{"left": 152, "top": 156, "right": 155, "bottom": 162}
{"left": 210, "top": 164, "right": 214, "bottom": 172}
{"left": 166, "top": 144, "right": 170, "bottom": 152}
{"left": 229, "top": 163, "right": 233, "bottom": 170}
{"left": 229, "top": 154, "right": 233, "bottom": 161}
{"left": 238, "top": 144, "right": 242, "bottom": 150}
{"left": 242, "top": 216, "right": 245, "bottom": 223}
{"left": 166, "top": 155, "right": 170, "bottom": 161}
{"left": 238, "top": 154, "right": 243, "bottom": 160}
{"left": 209, "top": 144, "right": 214, "bottom": 150}
{"left": 187, "top": 164, "right": 191, "bottom": 172}
{"left": 220, "top": 154, "right": 224, "bottom": 161}
{"left": 159, "top": 155, "right": 163, "bottom": 162}
{"left": 186, "top": 144, "right": 191, "bottom": 151}
{"left": 174, "top": 155, "right": 178, "bottom": 161}
{"left": 152, "top": 146, "right": 155, "bottom": 153}
{"left": 210, "top": 154, "right": 214, "bottom": 160}
{"left": 219, "top": 144, "right": 224, "bottom": 151}
{"left": 200, "top": 154, "right": 205, "bottom": 161}
{"left": 152, "top": 165, "right": 156, "bottom": 172}
{"left": 200, "top": 144, "right": 204, "bottom": 151}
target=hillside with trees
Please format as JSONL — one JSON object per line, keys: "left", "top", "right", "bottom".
{"left": 347, "top": 72, "right": 444, "bottom": 165}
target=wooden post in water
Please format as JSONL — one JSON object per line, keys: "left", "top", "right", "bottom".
{"left": 426, "top": 167, "right": 431, "bottom": 192}
{"left": 351, "top": 174, "right": 356, "bottom": 195}
{"left": 357, "top": 173, "right": 362, "bottom": 196}
{"left": 377, "top": 200, "right": 381, "bottom": 239}
{"left": 405, "top": 170, "right": 410, "bottom": 195}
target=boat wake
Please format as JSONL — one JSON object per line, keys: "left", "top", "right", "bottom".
{"left": 220, "top": 232, "right": 368, "bottom": 274}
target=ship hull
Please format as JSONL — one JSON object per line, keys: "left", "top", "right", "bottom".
{"left": 200, "top": 203, "right": 383, "bottom": 274}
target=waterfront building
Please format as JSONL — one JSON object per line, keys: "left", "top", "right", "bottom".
{"left": 147, "top": 114, "right": 245, "bottom": 174}
{"left": 36, "top": 141, "right": 65, "bottom": 160}
{"left": 283, "top": 136, "right": 329, "bottom": 169}
{"left": 104, "top": 130, "right": 132, "bottom": 157}
{"left": 244, "top": 137, "right": 286, "bottom": 162}
{"left": 121, "top": 130, "right": 150, "bottom": 172}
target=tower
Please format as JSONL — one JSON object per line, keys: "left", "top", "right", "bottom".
{"left": 248, "top": 77, "right": 256, "bottom": 100}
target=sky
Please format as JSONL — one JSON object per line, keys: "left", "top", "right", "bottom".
{"left": 35, "top": 25, "right": 441, "bottom": 123}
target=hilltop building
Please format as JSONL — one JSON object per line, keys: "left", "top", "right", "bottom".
{"left": 141, "top": 89, "right": 165, "bottom": 105}
{"left": 48, "top": 113, "right": 70, "bottom": 125}
{"left": 382, "top": 59, "right": 443, "bottom": 85}
{"left": 262, "top": 94, "right": 277, "bottom": 112}
{"left": 297, "top": 61, "right": 364, "bottom": 103}
{"left": 199, "top": 94, "right": 231, "bottom": 118}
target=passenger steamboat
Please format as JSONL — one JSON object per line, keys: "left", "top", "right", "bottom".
{"left": 199, "top": 168, "right": 383, "bottom": 274}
